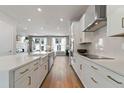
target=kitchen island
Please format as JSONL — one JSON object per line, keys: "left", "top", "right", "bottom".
{"left": 0, "top": 52, "right": 54, "bottom": 88}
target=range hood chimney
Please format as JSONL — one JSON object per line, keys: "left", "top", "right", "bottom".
{"left": 84, "top": 5, "right": 107, "bottom": 32}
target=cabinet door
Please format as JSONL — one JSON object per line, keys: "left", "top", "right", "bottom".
{"left": 44, "top": 62, "right": 48, "bottom": 77}
{"left": 82, "top": 63, "right": 117, "bottom": 88}
{"left": 32, "top": 66, "right": 40, "bottom": 88}
{"left": 107, "top": 5, "right": 124, "bottom": 36}
{"left": 80, "top": 32, "right": 93, "bottom": 43}
{"left": 41, "top": 62, "right": 48, "bottom": 81}
{"left": 0, "top": 21, "right": 16, "bottom": 56}
{"left": 15, "top": 71, "right": 33, "bottom": 88}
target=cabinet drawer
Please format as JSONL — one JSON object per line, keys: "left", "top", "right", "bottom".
{"left": 87, "top": 61, "right": 124, "bottom": 87}
{"left": 42, "top": 62, "right": 48, "bottom": 79}
{"left": 30, "top": 59, "right": 40, "bottom": 70}
{"left": 15, "top": 71, "right": 33, "bottom": 88}
{"left": 83, "top": 64, "right": 117, "bottom": 88}
{"left": 97, "top": 66, "right": 124, "bottom": 87}
{"left": 14, "top": 64, "right": 32, "bottom": 81}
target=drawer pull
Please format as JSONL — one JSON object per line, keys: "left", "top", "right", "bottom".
{"left": 34, "top": 67, "right": 39, "bottom": 71}
{"left": 91, "top": 66, "right": 98, "bottom": 70}
{"left": 45, "top": 65, "right": 47, "bottom": 70}
{"left": 107, "top": 75, "right": 123, "bottom": 84}
{"left": 91, "top": 77, "right": 98, "bottom": 84}
{"left": 34, "top": 63, "right": 38, "bottom": 66}
{"left": 80, "top": 64, "right": 82, "bottom": 70}
{"left": 28, "top": 76, "right": 31, "bottom": 85}
{"left": 20, "top": 69, "right": 29, "bottom": 74}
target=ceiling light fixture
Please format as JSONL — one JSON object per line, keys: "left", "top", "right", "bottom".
{"left": 27, "top": 18, "right": 31, "bottom": 22}
{"left": 60, "top": 18, "right": 64, "bottom": 22}
{"left": 37, "top": 8, "right": 42, "bottom": 12}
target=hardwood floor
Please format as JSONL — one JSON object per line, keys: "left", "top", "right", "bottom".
{"left": 41, "top": 56, "right": 83, "bottom": 88}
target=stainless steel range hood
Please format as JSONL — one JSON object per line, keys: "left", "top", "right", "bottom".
{"left": 84, "top": 5, "right": 107, "bottom": 32}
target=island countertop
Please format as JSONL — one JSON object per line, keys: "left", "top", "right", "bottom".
{"left": 0, "top": 53, "right": 41, "bottom": 71}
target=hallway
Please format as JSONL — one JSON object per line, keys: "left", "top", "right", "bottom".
{"left": 41, "top": 56, "right": 83, "bottom": 88}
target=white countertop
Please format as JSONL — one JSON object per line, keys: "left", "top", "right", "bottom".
{"left": 0, "top": 51, "right": 54, "bottom": 72}
{"left": 77, "top": 53, "right": 124, "bottom": 77}
{"left": 0, "top": 53, "right": 41, "bottom": 71}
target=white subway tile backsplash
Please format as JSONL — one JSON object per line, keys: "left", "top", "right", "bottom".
{"left": 87, "top": 26, "right": 124, "bottom": 58}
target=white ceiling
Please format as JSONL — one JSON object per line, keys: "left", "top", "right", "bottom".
{"left": 0, "top": 5, "right": 88, "bottom": 36}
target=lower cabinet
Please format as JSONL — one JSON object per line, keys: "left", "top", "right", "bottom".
{"left": 82, "top": 63, "right": 117, "bottom": 88}
{"left": 15, "top": 71, "right": 34, "bottom": 88}
{"left": 72, "top": 53, "right": 124, "bottom": 88}
{"left": 14, "top": 58, "right": 49, "bottom": 88}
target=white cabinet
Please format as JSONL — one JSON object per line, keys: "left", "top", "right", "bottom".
{"left": 14, "top": 56, "right": 49, "bottom": 88}
{"left": 48, "top": 52, "right": 54, "bottom": 71}
{"left": 32, "top": 61, "right": 40, "bottom": 88}
{"left": 73, "top": 53, "right": 124, "bottom": 88}
{"left": 79, "top": 14, "right": 94, "bottom": 44}
{"left": 79, "top": 32, "right": 93, "bottom": 44}
{"left": 0, "top": 20, "right": 16, "bottom": 56}
{"left": 15, "top": 70, "right": 34, "bottom": 88}
{"left": 82, "top": 60, "right": 117, "bottom": 88}
{"left": 107, "top": 5, "right": 124, "bottom": 36}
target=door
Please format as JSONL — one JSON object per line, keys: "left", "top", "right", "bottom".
{"left": 0, "top": 20, "right": 16, "bottom": 56}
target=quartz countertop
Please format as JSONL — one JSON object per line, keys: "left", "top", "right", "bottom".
{"left": 0, "top": 53, "right": 41, "bottom": 71}
{"left": 77, "top": 53, "right": 124, "bottom": 77}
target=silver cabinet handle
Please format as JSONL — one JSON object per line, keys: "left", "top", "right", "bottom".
{"left": 34, "top": 63, "right": 38, "bottom": 66}
{"left": 107, "top": 75, "right": 123, "bottom": 84}
{"left": 45, "top": 65, "right": 47, "bottom": 70}
{"left": 20, "top": 69, "right": 29, "bottom": 74}
{"left": 28, "top": 76, "right": 31, "bottom": 85}
{"left": 80, "top": 64, "right": 82, "bottom": 70}
{"left": 34, "top": 67, "right": 39, "bottom": 71}
{"left": 91, "top": 77, "right": 98, "bottom": 84}
{"left": 91, "top": 66, "right": 98, "bottom": 70}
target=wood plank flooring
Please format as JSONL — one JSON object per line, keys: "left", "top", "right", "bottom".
{"left": 41, "top": 56, "right": 83, "bottom": 88}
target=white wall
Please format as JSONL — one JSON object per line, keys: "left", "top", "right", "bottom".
{"left": 87, "top": 26, "right": 124, "bottom": 58}
{"left": 0, "top": 12, "right": 16, "bottom": 56}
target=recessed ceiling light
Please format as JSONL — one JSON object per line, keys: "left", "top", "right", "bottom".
{"left": 60, "top": 18, "right": 64, "bottom": 22}
{"left": 37, "top": 8, "right": 42, "bottom": 12}
{"left": 27, "top": 18, "right": 31, "bottom": 22}
{"left": 24, "top": 27, "right": 28, "bottom": 30}
{"left": 41, "top": 27, "right": 44, "bottom": 30}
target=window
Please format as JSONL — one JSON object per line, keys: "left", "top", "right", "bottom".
{"left": 32, "top": 37, "right": 47, "bottom": 52}
{"left": 52, "top": 37, "right": 66, "bottom": 52}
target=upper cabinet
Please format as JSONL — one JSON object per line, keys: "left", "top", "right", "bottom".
{"left": 107, "top": 6, "right": 124, "bottom": 36}
{"left": 83, "top": 5, "right": 106, "bottom": 32}
{"left": 79, "top": 14, "right": 93, "bottom": 44}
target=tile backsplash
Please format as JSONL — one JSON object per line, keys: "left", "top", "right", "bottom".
{"left": 87, "top": 26, "right": 124, "bottom": 58}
